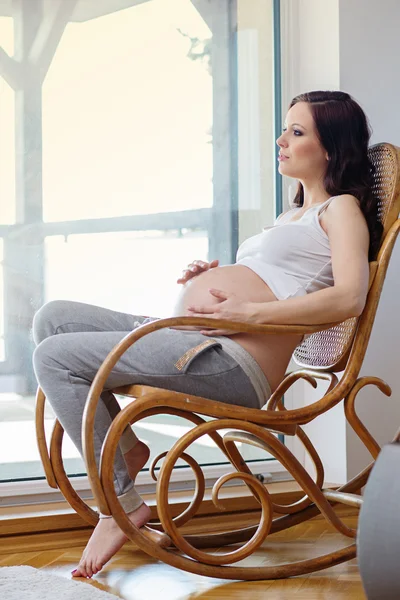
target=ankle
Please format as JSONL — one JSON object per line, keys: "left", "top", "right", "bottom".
{"left": 124, "top": 439, "right": 149, "bottom": 457}
{"left": 123, "top": 442, "right": 151, "bottom": 482}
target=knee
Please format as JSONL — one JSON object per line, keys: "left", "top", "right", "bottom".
{"left": 32, "top": 300, "right": 70, "bottom": 345}
{"left": 33, "top": 334, "right": 72, "bottom": 392}
{"left": 33, "top": 335, "right": 75, "bottom": 406}
{"left": 32, "top": 336, "right": 61, "bottom": 382}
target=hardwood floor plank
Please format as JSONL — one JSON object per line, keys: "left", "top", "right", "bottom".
{"left": 22, "top": 549, "right": 70, "bottom": 569}
{"left": 1, "top": 512, "right": 367, "bottom": 599}
{"left": 0, "top": 551, "right": 41, "bottom": 566}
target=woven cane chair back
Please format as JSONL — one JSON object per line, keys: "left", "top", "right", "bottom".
{"left": 293, "top": 143, "right": 400, "bottom": 371}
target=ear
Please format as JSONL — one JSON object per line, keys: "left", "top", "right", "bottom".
{"left": 326, "top": 154, "right": 330, "bottom": 161}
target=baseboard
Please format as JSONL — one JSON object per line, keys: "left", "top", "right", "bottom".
{"left": 0, "top": 481, "right": 308, "bottom": 538}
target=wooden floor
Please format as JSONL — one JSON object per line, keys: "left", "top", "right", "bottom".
{"left": 0, "top": 509, "right": 366, "bottom": 599}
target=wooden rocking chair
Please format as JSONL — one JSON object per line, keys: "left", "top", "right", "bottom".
{"left": 36, "top": 142, "right": 400, "bottom": 581}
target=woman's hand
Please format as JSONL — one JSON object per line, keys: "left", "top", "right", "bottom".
{"left": 187, "top": 288, "right": 259, "bottom": 336}
{"left": 177, "top": 259, "right": 219, "bottom": 284}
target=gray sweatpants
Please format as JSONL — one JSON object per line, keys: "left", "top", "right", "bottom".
{"left": 32, "top": 300, "right": 260, "bottom": 513}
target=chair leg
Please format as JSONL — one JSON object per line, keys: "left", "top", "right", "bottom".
{"left": 35, "top": 387, "right": 58, "bottom": 489}
{"left": 344, "top": 376, "right": 390, "bottom": 459}
{"left": 223, "top": 421, "right": 325, "bottom": 516}
{"left": 50, "top": 418, "right": 99, "bottom": 526}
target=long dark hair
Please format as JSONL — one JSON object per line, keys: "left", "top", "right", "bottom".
{"left": 290, "top": 90, "right": 382, "bottom": 260}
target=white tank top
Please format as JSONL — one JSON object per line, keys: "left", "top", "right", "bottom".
{"left": 236, "top": 197, "right": 335, "bottom": 300}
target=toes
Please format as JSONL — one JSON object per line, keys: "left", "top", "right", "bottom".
{"left": 85, "top": 563, "right": 93, "bottom": 579}
{"left": 95, "top": 561, "right": 103, "bottom": 573}
{"left": 89, "top": 561, "right": 98, "bottom": 577}
{"left": 92, "top": 561, "right": 103, "bottom": 576}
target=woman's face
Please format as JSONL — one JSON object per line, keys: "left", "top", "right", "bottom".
{"left": 276, "top": 102, "right": 328, "bottom": 181}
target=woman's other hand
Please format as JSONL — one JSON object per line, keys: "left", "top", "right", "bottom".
{"left": 177, "top": 259, "right": 219, "bottom": 284}
{"left": 187, "top": 288, "right": 258, "bottom": 336}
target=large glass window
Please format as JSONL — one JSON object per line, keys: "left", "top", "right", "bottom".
{"left": 45, "top": 230, "right": 209, "bottom": 317}
{"left": 42, "top": 1, "right": 213, "bottom": 222}
{"left": 0, "top": 16, "right": 15, "bottom": 226}
{"left": 0, "top": 0, "right": 277, "bottom": 487}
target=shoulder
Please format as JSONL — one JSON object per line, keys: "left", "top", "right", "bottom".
{"left": 324, "top": 194, "right": 365, "bottom": 223}
{"left": 322, "top": 194, "right": 368, "bottom": 236}
{"left": 326, "top": 194, "right": 361, "bottom": 214}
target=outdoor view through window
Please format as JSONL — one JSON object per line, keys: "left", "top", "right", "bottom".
{"left": 0, "top": 0, "right": 276, "bottom": 487}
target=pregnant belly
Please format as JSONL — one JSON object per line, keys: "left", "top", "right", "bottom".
{"left": 171, "top": 264, "right": 301, "bottom": 393}
{"left": 171, "top": 264, "right": 277, "bottom": 317}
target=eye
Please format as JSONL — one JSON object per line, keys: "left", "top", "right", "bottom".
{"left": 282, "top": 127, "right": 302, "bottom": 136}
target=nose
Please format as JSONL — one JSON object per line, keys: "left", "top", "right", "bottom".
{"left": 276, "top": 133, "right": 288, "bottom": 149}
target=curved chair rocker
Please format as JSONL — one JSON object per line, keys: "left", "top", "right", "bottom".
{"left": 36, "top": 142, "right": 400, "bottom": 581}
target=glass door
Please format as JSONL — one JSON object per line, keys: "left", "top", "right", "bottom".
{"left": 0, "top": 0, "right": 278, "bottom": 485}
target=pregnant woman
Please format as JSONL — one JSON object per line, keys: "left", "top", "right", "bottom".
{"left": 32, "top": 90, "right": 382, "bottom": 578}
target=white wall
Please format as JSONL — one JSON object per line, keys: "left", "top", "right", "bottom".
{"left": 281, "top": 0, "right": 400, "bottom": 483}
{"left": 339, "top": 0, "right": 400, "bottom": 478}
{"left": 280, "top": 0, "right": 340, "bottom": 209}
{"left": 340, "top": 0, "right": 400, "bottom": 147}
{"left": 237, "top": 0, "right": 276, "bottom": 242}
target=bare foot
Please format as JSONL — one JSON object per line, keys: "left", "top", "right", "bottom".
{"left": 72, "top": 502, "right": 152, "bottom": 579}
{"left": 124, "top": 440, "right": 150, "bottom": 481}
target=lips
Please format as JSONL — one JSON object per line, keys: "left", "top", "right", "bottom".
{"left": 278, "top": 153, "right": 289, "bottom": 161}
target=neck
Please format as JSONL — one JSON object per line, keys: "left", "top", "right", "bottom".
{"left": 299, "top": 179, "right": 331, "bottom": 208}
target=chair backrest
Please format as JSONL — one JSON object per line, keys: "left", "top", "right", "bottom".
{"left": 293, "top": 142, "right": 400, "bottom": 372}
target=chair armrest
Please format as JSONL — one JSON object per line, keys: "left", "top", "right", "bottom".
{"left": 130, "top": 316, "right": 339, "bottom": 337}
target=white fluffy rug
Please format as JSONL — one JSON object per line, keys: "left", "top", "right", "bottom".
{"left": 0, "top": 566, "right": 119, "bottom": 600}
